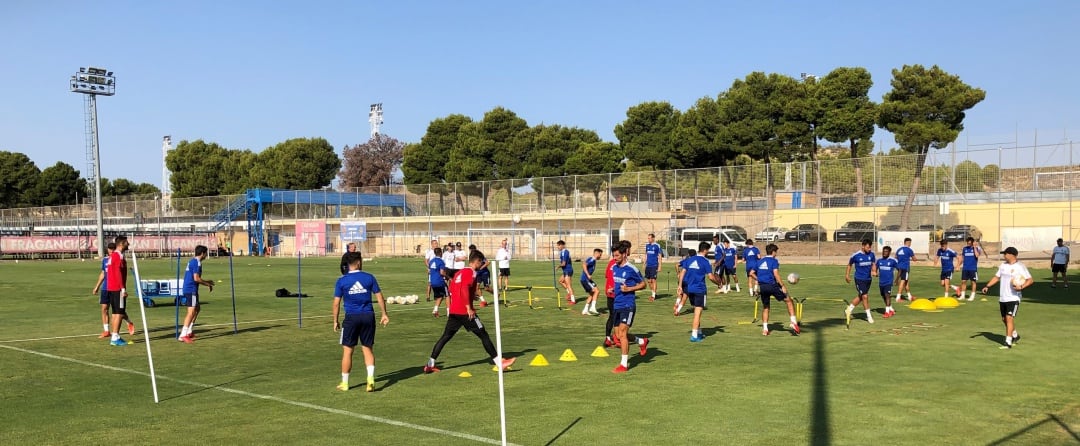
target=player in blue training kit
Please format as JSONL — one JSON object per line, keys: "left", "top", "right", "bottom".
{"left": 894, "top": 238, "right": 917, "bottom": 301}
{"left": 643, "top": 233, "right": 664, "bottom": 301}
{"left": 844, "top": 239, "right": 877, "bottom": 327}
{"left": 750, "top": 243, "right": 800, "bottom": 335}
{"left": 742, "top": 240, "right": 761, "bottom": 297}
{"left": 428, "top": 247, "right": 449, "bottom": 317}
{"left": 711, "top": 235, "right": 725, "bottom": 294}
{"left": 719, "top": 240, "right": 739, "bottom": 293}
{"left": 935, "top": 240, "right": 959, "bottom": 298}
{"left": 333, "top": 252, "right": 389, "bottom": 392}
{"left": 874, "top": 246, "right": 899, "bottom": 318}
{"left": 580, "top": 249, "right": 603, "bottom": 315}
{"left": 556, "top": 240, "right": 576, "bottom": 304}
{"left": 677, "top": 241, "right": 723, "bottom": 341}
{"left": 178, "top": 245, "right": 215, "bottom": 344}
{"left": 610, "top": 241, "right": 649, "bottom": 373}
{"left": 959, "top": 237, "right": 981, "bottom": 301}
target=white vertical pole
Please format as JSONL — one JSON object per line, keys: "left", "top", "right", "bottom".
{"left": 491, "top": 268, "right": 509, "bottom": 446}
{"left": 129, "top": 250, "right": 161, "bottom": 403}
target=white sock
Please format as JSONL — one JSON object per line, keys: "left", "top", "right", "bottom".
{"left": 651, "top": 291, "right": 656, "bottom": 297}
{"left": 582, "top": 308, "right": 589, "bottom": 315}
{"left": 591, "top": 302, "right": 598, "bottom": 312}
{"left": 1012, "top": 330, "right": 1018, "bottom": 337}
{"left": 886, "top": 306, "right": 893, "bottom": 312}
{"left": 480, "top": 296, "right": 486, "bottom": 302}
{"left": 366, "top": 365, "right": 375, "bottom": 379}
{"left": 865, "top": 309, "right": 873, "bottom": 315}
{"left": 960, "top": 291, "right": 966, "bottom": 299}
{"left": 846, "top": 304, "right": 855, "bottom": 312}
{"left": 341, "top": 373, "right": 349, "bottom": 384}
{"left": 433, "top": 305, "right": 439, "bottom": 313}
{"left": 620, "top": 355, "right": 628, "bottom": 367}
{"left": 692, "top": 329, "right": 699, "bottom": 337}
{"left": 763, "top": 322, "right": 769, "bottom": 331}
{"left": 111, "top": 333, "right": 119, "bottom": 341}
{"left": 103, "top": 324, "right": 110, "bottom": 332}
{"left": 427, "top": 357, "right": 435, "bottom": 367}
{"left": 790, "top": 315, "right": 797, "bottom": 325}
{"left": 637, "top": 337, "right": 646, "bottom": 345}
{"left": 1005, "top": 336, "right": 1013, "bottom": 345}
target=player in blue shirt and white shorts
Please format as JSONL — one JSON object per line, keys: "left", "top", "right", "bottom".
{"left": 844, "top": 239, "right": 877, "bottom": 327}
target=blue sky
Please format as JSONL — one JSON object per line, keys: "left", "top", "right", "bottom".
{"left": 1, "top": 0, "right": 1077, "bottom": 186}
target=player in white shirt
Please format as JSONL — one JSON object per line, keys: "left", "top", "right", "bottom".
{"left": 495, "top": 239, "right": 512, "bottom": 292}
{"left": 1049, "top": 238, "right": 1070, "bottom": 289}
{"left": 981, "top": 247, "right": 1033, "bottom": 349}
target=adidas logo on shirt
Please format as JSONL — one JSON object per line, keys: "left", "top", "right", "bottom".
{"left": 348, "top": 281, "right": 368, "bottom": 295}
{"left": 688, "top": 261, "right": 701, "bottom": 270}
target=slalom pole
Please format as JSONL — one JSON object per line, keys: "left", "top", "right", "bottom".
{"left": 130, "top": 250, "right": 161, "bottom": 403}
{"left": 229, "top": 250, "right": 238, "bottom": 334}
{"left": 174, "top": 248, "right": 182, "bottom": 339}
{"left": 550, "top": 241, "right": 558, "bottom": 309}
{"left": 297, "top": 251, "right": 303, "bottom": 328}
{"left": 491, "top": 264, "right": 510, "bottom": 446}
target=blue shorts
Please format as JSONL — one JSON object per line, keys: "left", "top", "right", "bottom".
{"left": 723, "top": 266, "right": 737, "bottom": 276}
{"left": 179, "top": 292, "right": 200, "bottom": 307}
{"left": 340, "top": 312, "right": 376, "bottom": 348}
{"left": 961, "top": 270, "right": 978, "bottom": 281}
{"left": 686, "top": 292, "right": 706, "bottom": 308}
{"left": 854, "top": 279, "right": 872, "bottom": 296}
{"left": 897, "top": 268, "right": 910, "bottom": 281}
{"left": 580, "top": 278, "right": 597, "bottom": 294}
{"left": 98, "top": 288, "right": 109, "bottom": 305}
{"left": 758, "top": 283, "right": 787, "bottom": 307}
{"left": 940, "top": 271, "right": 953, "bottom": 281}
{"left": 644, "top": 266, "right": 658, "bottom": 279}
{"left": 562, "top": 269, "right": 573, "bottom": 277}
{"left": 477, "top": 270, "right": 491, "bottom": 286}
{"left": 612, "top": 308, "right": 636, "bottom": 327}
{"left": 431, "top": 286, "right": 447, "bottom": 299}
{"left": 879, "top": 285, "right": 893, "bottom": 298}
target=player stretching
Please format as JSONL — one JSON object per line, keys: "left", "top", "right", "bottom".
{"left": 103, "top": 236, "right": 131, "bottom": 346}
{"left": 580, "top": 248, "right": 602, "bottom": 316}
{"left": 751, "top": 243, "right": 800, "bottom": 335}
{"left": 603, "top": 245, "right": 621, "bottom": 347}
{"left": 643, "top": 233, "right": 664, "bottom": 301}
{"left": 981, "top": 247, "right": 1032, "bottom": 349}
{"left": 958, "top": 237, "right": 981, "bottom": 301}
{"left": 556, "top": 240, "right": 575, "bottom": 304}
{"left": 935, "top": 240, "right": 959, "bottom": 298}
{"left": 844, "top": 239, "right": 877, "bottom": 327}
{"left": 874, "top": 246, "right": 899, "bottom": 318}
{"left": 428, "top": 247, "right": 448, "bottom": 317}
{"left": 894, "top": 238, "right": 917, "bottom": 301}
{"left": 743, "top": 239, "right": 761, "bottom": 297}
{"left": 677, "top": 241, "right": 722, "bottom": 341}
{"left": 611, "top": 241, "right": 649, "bottom": 373}
{"left": 423, "top": 249, "right": 516, "bottom": 373}
{"left": 333, "top": 251, "right": 389, "bottom": 392}
{"left": 92, "top": 242, "right": 134, "bottom": 338}
{"left": 178, "top": 245, "right": 215, "bottom": 344}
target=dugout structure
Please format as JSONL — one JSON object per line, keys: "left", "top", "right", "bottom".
{"left": 211, "top": 189, "right": 408, "bottom": 256}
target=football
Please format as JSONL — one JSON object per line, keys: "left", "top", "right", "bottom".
{"left": 1010, "top": 273, "right": 1029, "bottom": 290}
{"left": 787, "top": 272, "right": 800, "bottom": 284}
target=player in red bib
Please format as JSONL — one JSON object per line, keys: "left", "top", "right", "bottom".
{"left": 423, "top": 249, "right": 515, "bottom": 373}
{"left": 104, "top": 236, "right": 130, "bottom": 346}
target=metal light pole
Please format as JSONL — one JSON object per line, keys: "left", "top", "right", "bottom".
{"left": 71, "top": 67, "right": 115, "bottom": 258}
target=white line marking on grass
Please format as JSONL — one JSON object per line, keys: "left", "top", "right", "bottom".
{"left": 0, "top": 315, "right": 333, "bottom": 344}
{"left": 0, "top": 344, "right": 518, "bottom": 445}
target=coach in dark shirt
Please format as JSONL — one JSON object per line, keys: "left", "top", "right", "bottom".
{"left": 340, "top": 242, "right": 361, "bottom": 274}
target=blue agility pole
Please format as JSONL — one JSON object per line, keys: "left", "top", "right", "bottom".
{"left": 174, "top": 248, "right": 182, "bottom": 339}
{"left": 297, "top": 251, "right": 303, "bottom": 328}
{"left": 229, "top": 250, "right": 238, "bottom": 334}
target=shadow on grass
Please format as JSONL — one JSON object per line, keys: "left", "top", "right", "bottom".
{"left": 382, "top": 349, "right": 538, "bottom": 390}
{"left": 159, "top": 372, "right": 267, "bottom": 402}
{"left": 970, "top": 331, "right": 1007, "bottom": 347}
{"left": 146, "top": 325, "right": 281, "bottom": 342}
{"left": 987, "top": 412, "right": 1080, "bottom": 445}
{"left": 809, "top": 329, "right": 831, "bottom": 445}
{"left": 544, "top": 416, "right": 582, "bottom": 446}
{"left": 701, "top": 325, "right": 726, "bottom": 337}
{"left": 195, "top": 325, "right": 281, "bottom": 341}
{"left": 1014, "top": 283, "right": 1079, "bottom": 305}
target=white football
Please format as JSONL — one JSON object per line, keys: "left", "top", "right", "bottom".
{"left": 787, "top": 272, "right": 800, "bottom": 284}
{"left": 512, "top": 214, "right": 522, "bottom": 224}
{"left": 1010, "top": 274, "right": 1029, "bottom": 289}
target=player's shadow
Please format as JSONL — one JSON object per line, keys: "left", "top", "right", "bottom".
{"left": 146, "top": 325, "right": 281, "bottom": 341}
{"left": 196, "top": 325, "right": 281, "bottom": 340}
{"left": 970, "top": 331, "right": 1007, "bottom": 346}
{"left": 701, "top": 326, "right": 726, "bottom": 336}
{"left": 158, "top": 372, "right": 267, "bottom": 402}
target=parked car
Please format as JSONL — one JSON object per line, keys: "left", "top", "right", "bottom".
{"left": 882, "top": 224, "right": 902, "bottom": 231}
{"left": 755, "top": 226, "right": 788, "bottom": 242}
{"left": 784, "top": 224, "right": 828, "bottom": 242}
{"left": 944, "top": 224, "right": 983, "bottom": 242}
{"left": 720, "top": 225, "right": 749, "bottom": 240}
{"left": 916, "top": 224, "right": 944, "bottom": 241}
{"left": 833, "top": 221, "right": 877, "bottom": 243}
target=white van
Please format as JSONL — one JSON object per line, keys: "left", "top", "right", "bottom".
{"left": 678, "top": 228, "right": 746, "bottom": 258}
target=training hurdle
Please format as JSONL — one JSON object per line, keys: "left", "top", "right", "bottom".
{"left": 504, "top": 285, "right": 562, "bottom": 310}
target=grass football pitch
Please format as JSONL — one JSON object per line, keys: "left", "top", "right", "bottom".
{"left": 1, "top": 256, "right": 1078, "bottom": 445}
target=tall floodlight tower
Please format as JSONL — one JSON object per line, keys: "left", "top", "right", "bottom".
{"left": 162, "top": 135, "right": 173, "bottom": 214}
{"left": 70, "top": 66, "right": 115, "bottom": 258}
{"left": 369, "top": 103, "right": 383, "bottom": 138}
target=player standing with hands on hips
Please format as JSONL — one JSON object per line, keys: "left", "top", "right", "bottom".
{"left": 981, "top": 247, "right": 1032, "bottom": 349}
{"left": 333, "top": 251, "right": 389, "bottom": 392}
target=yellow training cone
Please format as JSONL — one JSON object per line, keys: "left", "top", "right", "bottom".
{"left": 591, "top": 346, "right": 610, "bottom": 357}
{"left": 458, "top": 371, "right": 472, "bottom": 378}
{"left": 934, "top": 296, "right": 960, "bottom": 308}
{"left": 909, "top": 298, "right": 937, "bottom": 311}
{"left": 559, "top": 349, "right": 578, "bottom": 362}
{"left": 492, "top": 365, "right": 513, "bottom": 371}
{"left": 529, "top": 353, "right": 550, "bottom": 367}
